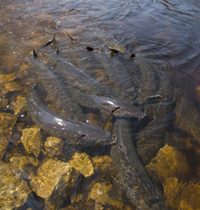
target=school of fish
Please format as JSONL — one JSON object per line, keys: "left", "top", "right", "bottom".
{"left": 26, "top": 34, "right": 178, "bottom": 209}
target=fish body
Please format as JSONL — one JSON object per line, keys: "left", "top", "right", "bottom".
{"left": 112, "top": 119, "right": 167, "bottom": 210}
{"left": 26, "top": 91, "right": 114, "bottom": 146}
{"left": 88, "top": 94, "right": 146, "bottom": 118}
{"left": 32, "top": 51, "right": 84, "bottom": 121}
{"left": 54, "top": 60, "right": 113, "bottom": 97}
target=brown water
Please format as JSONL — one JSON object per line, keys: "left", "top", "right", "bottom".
{"left": 0, "top": 0, "right": 200, "bottom": 209}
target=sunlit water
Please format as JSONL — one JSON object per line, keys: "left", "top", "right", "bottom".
{"left": 0, "top": 0, "right": 200, "bottom": 209}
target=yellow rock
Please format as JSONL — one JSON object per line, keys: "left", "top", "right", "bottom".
{"left": 0, "top": 69, "right": 30, "bottom": 96}
{"left": 163, "top": 177, "right": 183, "bottom": 209}
{"left": 10, "top": 95, "right": 26, "bottom": 115}
{"left": 94, "top": 202, "right": 104, "bottom": 210}
{"left": 179, "top": 181, "right": 200, "bottom": 210}
{"left": 21, "top": 127, "right": 42, "bottom": 158}
{"left": 0, "top": 161, "right": 30, "bottom": 210}
{"left": 0, "top": 72, "right": 16, "bottom": 83}
{"left": 0, "top": 96, "right": 8, "bottom": 108}
{"left": 179, "top": 200, "right": 194, "bottom": 210}
{"left": 90, "top": 182, "right": 112, "bottom": 205}
{"left": 69, "top": 152, "right": 94, "bottom": 177}
{"left": 19, "top": 64, "right": 30, "bottom": 72}
{"left": 146, "top": 144, "right": 190, "bottom": 182}
{"left": 30, "top": 159, "right": 78, "bottom": 201}
{"left": 4, "top": 81, "right": 22, "bottom": 94}
{"left": 0, "top": 112, "right": 17, "bottom": 159}
{"left": 90, "top": 182, "right": 127, "bottom": 209}
{"left": 44, "top": 136, "right": 64, "bottom": 157}
{"left": 92, "top": 155, "right": 113, "bottom": 173}
{"left": 164, "top": 180, "right": 200, "bottom": 210}
{"left": 10, "top": 156, "right": 39, "bottom": 180}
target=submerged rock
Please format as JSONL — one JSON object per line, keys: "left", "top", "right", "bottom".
{"left": 21, "top": 127, "right": 42, "bottom": 158}
{"left": 179, "top": 181, "right": 200, "bottom": 210}
{"left": 0, "top": 161, "right": 30, "bottom": 210}
{"left": 146, "top": 144, "right": 190, "bottom": 183}
{"left": 10, "top": 94, "right": 26, "bottom": 115}
{"left": 44, "top": 136, "right": 64, "bottom": 157}
{"left": 69, "top": 152, "right": 94, "bottom": 177}
{"left": 0, "top": 96, "right": 8, "bottom": 109}
{"left": 163, "top": 177, "right": 183, "bottom": 209}
{"left": 146, "top": 145, "right": 192, "bottom": 209}
{"left": 10, "top": 156, "right": 39, "bottom": 180}
{"left": 163, "top": 178, "right": 200, "bottom": 210}
{"left": 90, "top": 181, "right": 127, "bottom": 209}
{"left": 0, "top": 112, "right": 17, "bottom": 159}
{"left": 92, "top": 155, "right": 113, "bottom": 173}
{"left": 30, "top": 158, "right": 79, "bottom": 208}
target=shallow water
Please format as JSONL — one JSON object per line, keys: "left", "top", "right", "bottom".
{"left": 0, "top": 0, "right": 200, "bottom": 209}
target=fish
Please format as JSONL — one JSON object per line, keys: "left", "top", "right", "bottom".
{"left": 54, "top": 59, "right": 114, "bottom": 97}
{"left": 87, "top": 94, "right": 146, "bottom": 118}
{"left": 32, "top": 50, "right": 84, "bottom": 121}
{"left": 112, "top": 118, "right": 167, "bottom": 210}
{"left": 26, "top": 90, "right": 115, "bottom": 146}
{"left": 47, "top": 68, "right": 145, "bottom": 119}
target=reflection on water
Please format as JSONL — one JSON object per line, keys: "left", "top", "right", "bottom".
{"left": 0, "top": 0, "right": 200, "bottom": 209}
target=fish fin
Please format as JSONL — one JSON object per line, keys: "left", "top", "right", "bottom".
{"left": 33, "top": 49, "right": 37, "bottom": 58}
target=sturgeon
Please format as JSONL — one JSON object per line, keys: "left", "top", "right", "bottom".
{"left": 26, "top": 91, "right": 114, "bottom": 146}
{"left": 32, "top": 50, "right": 84, "bottom": 121}
{"left": 112, "top": 119, "right": 167, "bottom": 210}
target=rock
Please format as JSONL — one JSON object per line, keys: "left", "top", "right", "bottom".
{"left": 10, "top": 95, "right": 26, "bottom": 115}
{"left": 163, "top": 178, "right": 200, "bottom": 210}
{"left": 10, "top": 156, "right": 39, "bottom": 180}
{"left": 0, "top": 112, "right": 17, "bottom": 159}
{"left": 178, "top": 181, "right": 200, "bottom": 210}
{"left": 146, "top": 144, "right": 190, "bottom": 183}
{"left": 30, "top": 159, "right": 79, "bottom": 208}
{"left": 0, "top": 96, "right": 8, "bottom": 109}
{"left": 44, "top": 136, "right": 64, "bottom": 157}
{"left": 21, "top": 127, "right": 42, "bottom": 158}
{"left": 69, "top": 152, "right": 94, "bottom": 177}
{"left": 92, "top": 155, "right": 113, "bottom": 174}
{"left": 90, "top": 181, "right": 126, "bottom": 209}
{"left": 0, "top": 161, "right": 30, "bottom": 210}
{"left": 163, "top": 177, "right": 183, "bottom": 209}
